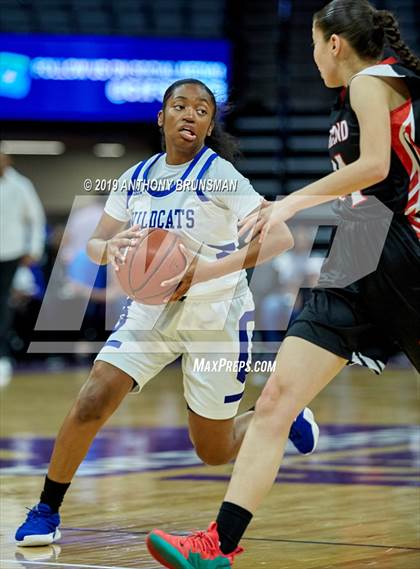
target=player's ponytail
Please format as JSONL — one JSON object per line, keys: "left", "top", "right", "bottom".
{"left": 314, "top": 0, "right": 420, "bottom": 74}
{"left": 161, "top": 78, "right": 240, "bottom": 163}
{"left": 374, "top": 10, "right": 420, "bottom": 74}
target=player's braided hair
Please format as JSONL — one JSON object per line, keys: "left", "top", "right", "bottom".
{"left": 161, "top": 79, "right": 240, "bottom": 163}
{"left": 375, "top": 10, "right": 420, "bottom": 74}
{"left": 314, "top": 0, "right": 420, "bottom": 74}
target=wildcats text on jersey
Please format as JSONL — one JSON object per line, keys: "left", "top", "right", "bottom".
{"left": 131, "top": 208, "right": 195, "bottom": 229}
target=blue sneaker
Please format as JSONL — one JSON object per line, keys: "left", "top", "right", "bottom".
{"left": 288, "top": 407, "right": 319, "bottom": 454}
{"left": 15, "top": 503, "right": 61, "bottom": 546}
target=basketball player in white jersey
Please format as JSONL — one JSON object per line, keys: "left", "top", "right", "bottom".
{"left": 15, "top": 79, "right": 318, "bottom": 546}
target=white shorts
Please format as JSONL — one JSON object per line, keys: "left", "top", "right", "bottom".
{"left": 95, "top": 290, "right": 255, "bottom": 420}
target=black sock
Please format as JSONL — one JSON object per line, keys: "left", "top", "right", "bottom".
{"left": 216, "top": 501, "right": 253, "bottom": 554}
{"left": 40, "top": 476, "right": 71, "bottom": 513}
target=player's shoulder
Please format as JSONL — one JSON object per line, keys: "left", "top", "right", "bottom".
{"left": 207, "top": 155, "right": 245, "bottom": 180}
{"left": 349, "top": 73, "right": 391, "bottom": 110}
{"left": 350, "top": 73, "right": 389, "bottom": 93}
{"left": 350, "top": 62, "right": 412, "bottom": 98}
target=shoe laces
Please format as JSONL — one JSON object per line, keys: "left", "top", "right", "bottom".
{"left": 25, "top": 506, "right": 40, "bottom": 519}
{"left": 24, "top": 506, "right": 56, "bottom": 528}
{"left": 180, "top": 529, "right": 218, "bottom": 556}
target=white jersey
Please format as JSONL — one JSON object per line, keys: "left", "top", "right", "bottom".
{"left": 105, "top": 146, "right": 263, "bottom": 301}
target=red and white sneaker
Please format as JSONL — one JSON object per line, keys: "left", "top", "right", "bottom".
{"left": 147, "top": 521, "right": 243, "bottom": 568}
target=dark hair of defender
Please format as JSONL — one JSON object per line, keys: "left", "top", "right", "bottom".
{"left": 160, "top": 78, "right": 240, "bottom": 163}
{"left": 314, "top": 0, "right": 420, "bottom": 74}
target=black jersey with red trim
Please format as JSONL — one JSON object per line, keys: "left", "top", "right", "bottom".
{"left": 328, "top": 58, "right": 420, "bottom": 238}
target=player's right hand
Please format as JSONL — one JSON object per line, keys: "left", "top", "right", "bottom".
{"left": 107, "top": 225, "right": 146, "bottom": 271}
{"left": 238, "top": 200, "right": 295, "bottom": 244}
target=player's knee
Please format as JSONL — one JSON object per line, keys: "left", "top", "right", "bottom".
{"left": 74, "top": 393, "right": 104, "bottom": 423}
{"left": 73, "top": 363, "right": 115, "bottom": 423}
{"left": 254, "top": 381, "right": 281, "bottom": 415}
{"left": 194, "top": 442, "right": 232, "bottom": 466}
{"left": 255, "top": 380, "right": 296, "bottom": 431}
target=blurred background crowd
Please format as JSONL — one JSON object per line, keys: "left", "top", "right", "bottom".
{"left": 0, "top": 0, "right": 418, "bottom": 384}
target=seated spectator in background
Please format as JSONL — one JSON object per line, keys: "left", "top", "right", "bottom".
{"left": 0, "top": 153, "right": 46, "bottom": 386}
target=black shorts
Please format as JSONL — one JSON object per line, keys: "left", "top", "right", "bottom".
{"left": 286, "top": 218, "right": 420, "bottom": 373}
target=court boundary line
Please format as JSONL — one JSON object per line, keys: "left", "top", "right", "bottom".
{"left": 244, "top": 536, "right": 420, "bottom": 551}
{"left": 65, "top": 527, "right": 420, "bottom": 551}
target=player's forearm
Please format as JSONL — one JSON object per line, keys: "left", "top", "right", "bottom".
{"left": 284, "top": 158, "right": 388, "bottom": 215}
{"left": 197, "top": 224, "right": 293, "bottom": 282}
{"left": 86, "top": 238, "right": 108, "bottom": 265}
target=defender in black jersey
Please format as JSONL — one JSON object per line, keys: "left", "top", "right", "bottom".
{"left": 240, "top": 49, "right": 420, "bottom": 376}
{"left": 288, "top": 57, "right": 420, "bottom": 373}
{"left": 146, "top": 2, "right": 420, "bottom": 566}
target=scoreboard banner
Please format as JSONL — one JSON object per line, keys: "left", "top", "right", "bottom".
{"left": 0, "top": 33, "right": 230, "bottom": 122}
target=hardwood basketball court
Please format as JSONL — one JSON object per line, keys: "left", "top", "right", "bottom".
{"left": 1, "top": 363, "right": 419, "bottom": 569}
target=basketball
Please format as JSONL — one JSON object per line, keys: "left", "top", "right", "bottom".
{"left": 116, "top": 229, "right": 187, "bottom": 304}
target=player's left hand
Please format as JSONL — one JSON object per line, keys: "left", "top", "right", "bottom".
{"left": 161, "top": 244, "right": 203, "bottom": 302}
{"left": 238, "top": 200, "right": 295, "bottom": 244}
